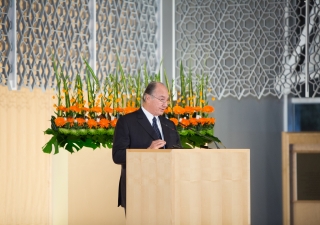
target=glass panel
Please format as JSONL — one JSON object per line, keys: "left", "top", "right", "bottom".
{"left": 294, "top": 104, "right": 320, "bottom": 131}
{"left": 297, "top": 153, "right": 320, "bottom": 200}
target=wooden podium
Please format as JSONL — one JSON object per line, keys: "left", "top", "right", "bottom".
{"left": 126, "top": 149, "right": 250, "bottom": 225}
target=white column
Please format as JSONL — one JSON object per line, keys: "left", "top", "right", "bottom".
{"left": 88, "top": 0, "right": 96, "bottom": 72}
{"left": 7, "top": 0, "right": 17, "bottom": 90}
{"left": 161, "top": 0, "right": 174, "bottom": 81}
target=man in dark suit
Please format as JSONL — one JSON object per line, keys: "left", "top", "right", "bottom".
{"left": 112, "top": 81, "right": 181, "bottom": 212}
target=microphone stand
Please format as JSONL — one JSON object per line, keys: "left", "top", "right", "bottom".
{"left": 160, "top": 122, "right": 183, "bottom": 149}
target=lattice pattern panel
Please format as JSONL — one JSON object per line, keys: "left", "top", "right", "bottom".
{"left": 307, "top": 1, "right": 320, "bottom": 97}
{"left": 0, "top": 0, "right": 159, "bottom": 90}
{"left": 16, "top": 0, "right": 90, "bottom": 90}
{"left": 175, "top": 0, "right": 320, "bottom": 99}
{"left": 96, "top": 0, "right": 159, "bottom": 82}
{"left": 0, "top": 1, "right": 10, "bottom": 87}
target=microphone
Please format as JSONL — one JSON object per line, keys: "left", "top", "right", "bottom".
{"left": 160, "top": 122, "right": 183, "bottom": 149}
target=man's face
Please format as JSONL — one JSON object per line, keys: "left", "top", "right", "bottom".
{"left": 145, "top": 84, "right": 169, "bottom": 116}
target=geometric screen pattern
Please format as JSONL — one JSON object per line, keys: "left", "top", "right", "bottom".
{"left": 16, "top": 0, "right": 91, "bottom": 90}
{"left": 96, "top": 0, "right": 159, "bottom": 82}
{"left": 0, "top": 0, "right": 159, "bottom": 90}
{"left": 0, "top": 1, "right": 10, "bottom": 87}
{"left": 175, "top": 0, "right": 320, "bottom": 99}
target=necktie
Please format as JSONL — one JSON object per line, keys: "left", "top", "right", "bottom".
{"left": 152, "top": 117, "right": 162, "bottom": 140}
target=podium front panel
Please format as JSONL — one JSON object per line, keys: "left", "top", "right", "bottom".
{"left": 127, "top": 149, "right": 250, "bottom": 225}
{"left": 126, "top": 150, "right": 172, "bottom": 225}
{"left": 172, "top": 149, "right": 250, "bottom": 225}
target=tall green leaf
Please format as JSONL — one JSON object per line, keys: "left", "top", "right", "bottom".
{"left": 180, "top": 61, "right": 186, "bottom": 106}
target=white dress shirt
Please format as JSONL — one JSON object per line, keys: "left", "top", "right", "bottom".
{"left": 141, "top": 106, "right": 164, "bottom": 140}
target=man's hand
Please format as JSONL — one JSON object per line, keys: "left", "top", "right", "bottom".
{"left": 148, "top": 140, "right": 166, "bottom": 149}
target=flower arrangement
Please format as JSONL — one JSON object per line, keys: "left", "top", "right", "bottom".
{"left": 163, "top": 62, "right": 222, "bottom": 149}
{"left": 42, "top": 58, "right": 222, "bottom": 154}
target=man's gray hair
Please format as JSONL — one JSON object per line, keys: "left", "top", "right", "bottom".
{"left": 142, "top": 81, "right": 162, "bottom": 102}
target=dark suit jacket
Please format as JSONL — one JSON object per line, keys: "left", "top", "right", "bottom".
{"left": 112, "top": 108, "right": 181, "bottom": 207}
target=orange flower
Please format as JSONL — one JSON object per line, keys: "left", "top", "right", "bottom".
{"left": 103, "top": 106, "right": 113, "bottom": 113}
{"left": 164, "top": 107, "right": 172, "bottom": 114}
{"left": 67, "top": 117, "right": 75, "bottom": 127}
{"left": 57, "top": 105, "right": 68, "bottom": 112}
{"left": 69, "top": 105, "right": 81, "bottom": 113}
{"left": 189, "top": 118, "right": 198, "bottom": 126}
{"left": 197, "top": 118, "right": 207, "bottom": 125}
{"left": 207, "top": 118, "right": 216, "bottom": 125}
{"left": 115, "top": 107, "right": 124, "bottom": 113}
{"left": 55, "top": 117, "right": 67, "bottom": 127}
{"left": 90, "top": 106, "right": 102, "bottom": 113}
{"left": 87, "top": 119, "right": 98, "bottom": 128}
{"left": 99, "top": 118, "right": 110, "bottom": 128}
{"left": 169, "top": 118, "right": 178, "bottom": 126}
{"left": 81, "top": 107, "right": 89, "bottom": 112}
{"left": 180, "top": 118, "right": 190, "bottom": 127}
{"left": 202, "top": 105, "right": 214, "bottom": 113}
{"left": 111, "top": 119, "right": 118, "bottom": 127}
{"left": 173, "top": 105, "right": 185, "bottom": 115}
{"left": 184, "top": 106, "right": 194, "bottom": 114}
{"left": 124, "top": 107, "right": 138, "bottom": 114}
{"left": 76, "top": 118, "right": 85, "bottom": 126}
{"left": 193, "top": 106, "right": 201, "bottom": 112}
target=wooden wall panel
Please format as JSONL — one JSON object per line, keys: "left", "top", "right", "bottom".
{"left": 282, "top": 132, "right": 320, "bottom": 225}
{"left": 0, "top": 87, "right": 53, "bottom": 225}
{"left": 68, "top": 148, "right": 126, "bottom": 225}
{"left": 294, "top": 202, "right": 320, "bottom": 225}
{"left": 0, "top": 86, "right": 126, "bottom": 225}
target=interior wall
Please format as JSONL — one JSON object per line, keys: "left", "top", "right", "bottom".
{"left": 0, "top": 86, "right": 53, "bottom": 225}
{"left": 0, "top": 86, "right": 126, "bottom": 225}
{"left": 212, "top": 96, "right": 283, "bottom": 225}
{"left": 68, "top": 148, "right": 126, "bottom": 225}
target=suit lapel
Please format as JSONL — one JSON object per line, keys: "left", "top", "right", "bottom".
{"left": 136, "top": 108, "right": 159, "bottom": 140}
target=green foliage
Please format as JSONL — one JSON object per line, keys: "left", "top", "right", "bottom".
{"left": 42, "top": 118, "right": 114, "bottom": 154}
{"left": 177, "top": 127, "right": 221, "bottom": 149}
